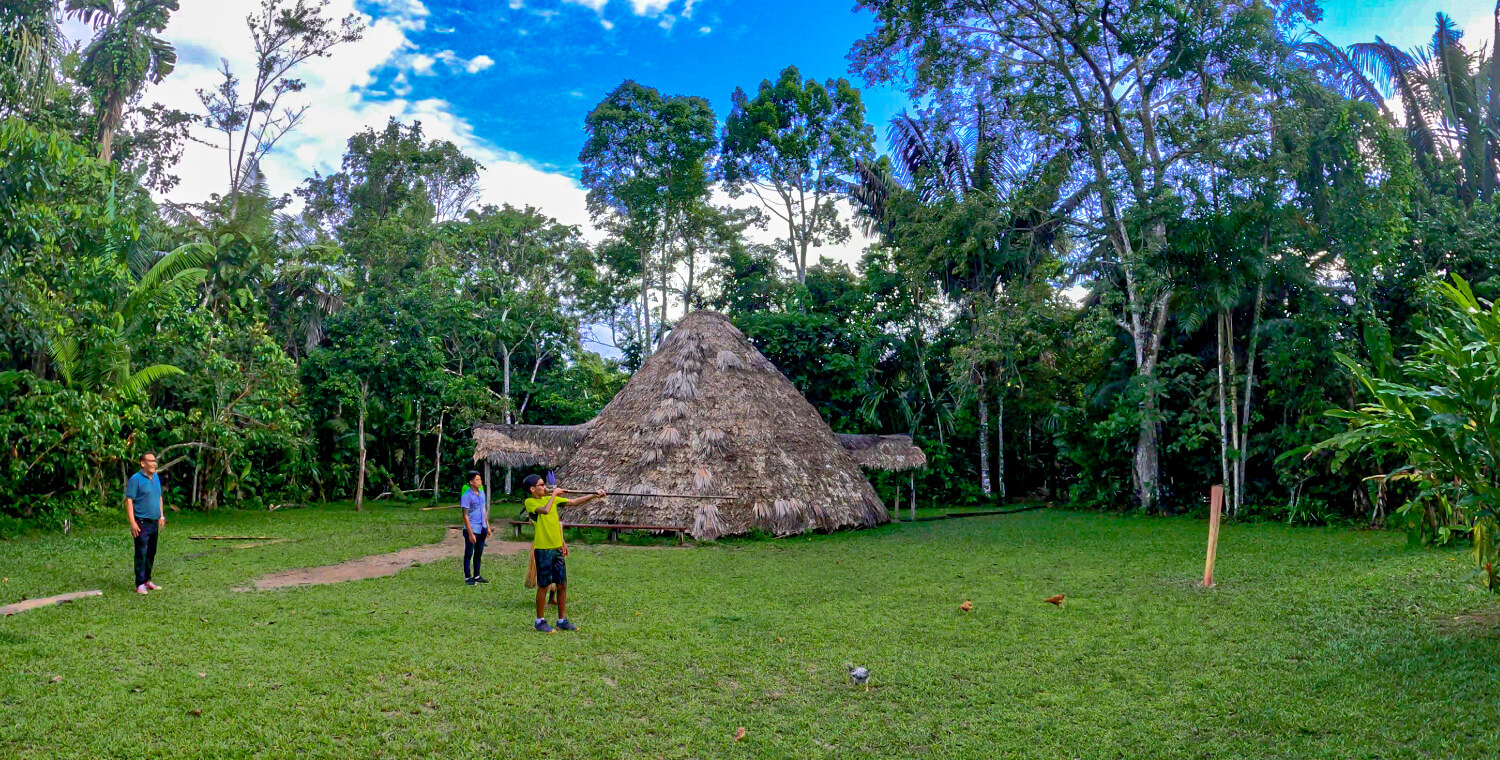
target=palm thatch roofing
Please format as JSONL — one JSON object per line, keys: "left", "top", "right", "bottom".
{"left": 472, "top": 422, "right": 593, "bottom": 469}
{"left": 835, "top": 434, "right": 927, "bottom": 472}
{"left": 472, "top": 310, "right": 925, "bottom": 539}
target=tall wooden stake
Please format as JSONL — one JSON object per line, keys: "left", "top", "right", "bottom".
{"left": 1202, "top": 484, "right": 1223, "bottom": 588}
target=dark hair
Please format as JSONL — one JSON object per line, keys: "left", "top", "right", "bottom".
{"left": 520, "top": 474, "right": 542, "bottom": 489}
{"left": 467, "top": 470, "right": 481, "bottom": 480}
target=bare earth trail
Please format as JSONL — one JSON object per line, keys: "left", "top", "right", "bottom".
{"left": 236, "top": 527, "right": 531, "bottom": 591}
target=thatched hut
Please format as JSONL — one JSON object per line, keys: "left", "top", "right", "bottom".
{"left": 472, "top": 310, "right": 925, "bottom": 539}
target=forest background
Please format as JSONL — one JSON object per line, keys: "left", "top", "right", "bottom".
{"left": 6, "top": 0, "right": 1500, "bottom": 571}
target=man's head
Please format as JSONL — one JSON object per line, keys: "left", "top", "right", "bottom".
{"left": 467, "top": 470, "right": 482, "bottom": 489}
{"left": 139, "top": 453, "right": 158, "bottom": 476}
{"left": 521, "top": 473, "right": 548, "bottom": 497}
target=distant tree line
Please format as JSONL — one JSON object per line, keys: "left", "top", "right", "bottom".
{"left": 6, "top": 0, "right": 1500, "bottom": 572}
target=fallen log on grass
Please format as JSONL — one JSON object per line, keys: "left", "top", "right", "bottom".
{"left": 187, "top": 536, "right": 277, "bottom": 541}
{"left": 1, "top": 590, "right": 103, "bottom": 617}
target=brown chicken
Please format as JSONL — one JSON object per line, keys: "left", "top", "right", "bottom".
{"left": 959, "top": 600, "right": 973, "bottom": 613}
{"left": 1043, "top": 594, "right": 1066, "bottom": 606}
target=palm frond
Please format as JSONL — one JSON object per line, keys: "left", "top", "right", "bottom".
{"left": 133, "top": 241, "right": 216, "bottom": 293}
{"left": 119, "top": 363, "right": 184, "bottom": 398}
{"left": 1293, "top": 31, "right": 1391, "bottom": 116}
{"left": 46, "top": 333, "right": 78, "bottom": 387}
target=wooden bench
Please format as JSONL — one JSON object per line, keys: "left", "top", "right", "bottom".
{"left": 505, "top": 519, "right": 687, "bottom": 545}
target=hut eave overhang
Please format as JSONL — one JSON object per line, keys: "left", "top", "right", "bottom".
{"left": 835, "top": 433, "right": 927, "bottom": 471}
{"left": 472, "top": 421, "right": 594, "bottom": 469}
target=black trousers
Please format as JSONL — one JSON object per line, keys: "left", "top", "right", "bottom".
{"left": 464, "top": 529, "right": 488, "bottom": 578}
{"left": 133, "top": 520, "right": 159, "bottom": 587}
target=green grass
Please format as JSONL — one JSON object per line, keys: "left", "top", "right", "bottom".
{"left": 3, "top": 503, "right": 1499, "bottom": 759}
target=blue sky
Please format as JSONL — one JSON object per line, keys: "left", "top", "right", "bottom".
{"left": 358, "top": 0, "right": 908, "bottom": 176}
{"left": 140, "top": 0, "right": 1500, "bottom": 240}
{"left": 356, "top": 0, "right": 1498, "bottom": 179}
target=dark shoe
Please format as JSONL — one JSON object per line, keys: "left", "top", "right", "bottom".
{"left": 556, "top": 618, "right": 578, "bottom": 632}
{"left": 465, "top": 577, "right": 476, "bottom": 586}
{"left": 535, "top": 619, "right": 555, "bottom": 633}
{"left": 473, "top": 576, "right": 488, "bottom": 584}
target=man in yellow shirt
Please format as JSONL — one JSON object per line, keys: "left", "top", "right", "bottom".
{"left": 522, "top": 474, "right": 606, "bottom": 632}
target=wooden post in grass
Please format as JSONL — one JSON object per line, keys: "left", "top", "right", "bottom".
{"left": 483, "top": 462, "right": 491, "bottom": 503}
{"left": 1201, "top": 485, "right": 1223, "bottom": 588}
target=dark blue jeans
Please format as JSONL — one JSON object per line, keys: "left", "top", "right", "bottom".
{"left": 133, "top": 520, "right": 159, "bottom": 587}
{"left": 464, "top": 529, "right": 488, "bottom": 579}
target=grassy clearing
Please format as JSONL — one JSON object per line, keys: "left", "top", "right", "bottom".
{"left": 3, "top": 503, "right": 1499, "bottom": 759}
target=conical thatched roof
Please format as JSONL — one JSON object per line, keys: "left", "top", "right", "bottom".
{"left": 473, "top": 310, "right": 925, "bottom": 539}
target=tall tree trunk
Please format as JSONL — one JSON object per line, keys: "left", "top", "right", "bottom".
{"left": 977, "top": 373, "right": 992, "bottom": 497}
{"left": 433, "top": 408, "right": 444, "bottom": 502}
{"left": 995, "top": 381, "right": 1006, "bottom": 500}
{"left": 1216, "top": 310, "right": 1231, "bottom": 500}
{"left": 1225, "top": 308, "right": 1243, "bottom": 516}
{"left": 354, "top": 381, "right": 368, "bottom": 512}
{"left": 659, "top": 236, "right": 670, "bottom": 345}
{"left": 1130, "top": 289, "right": 1170, "bottom": 512}
{"left": 502, "top": 345, "right": 514, "bottom": 495}
{"left": 97, "top": 93, "right": 124, "bottom": 163}
{"left": 1236, "top": 279, "right": 1265, "bottom": 516}
{"left": 640, "top": 262, "right": 651, "bottom": 356}
{"left": 685, "top": 239, "right": 696, "bottom": 312}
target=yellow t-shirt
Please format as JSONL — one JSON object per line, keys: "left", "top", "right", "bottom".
{"left": 524, "top": 495, "right": 568, "bottom": 550}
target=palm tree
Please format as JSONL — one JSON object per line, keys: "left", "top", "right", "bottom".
{"left": 852, "top": 105, "right": 1083, "bottom": 499}
{"left": 1, "top": 0, "right": 64, "bottom": 116}
{"left": 66, "top": 0, "right": 178, "bottom": 164}
{"left": 1299, "top": 7, "right": 1500, "bottom": 204}
{"left": 49, "top": 193, "right": 215, "bottom": 397}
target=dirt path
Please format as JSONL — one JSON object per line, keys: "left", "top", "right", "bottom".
{"left": 236, "top": 527, "right": 531, "bottom": 591}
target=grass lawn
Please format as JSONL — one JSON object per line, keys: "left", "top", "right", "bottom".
{"left": 3, "top": 503, "right": 1499, "bottom": 759}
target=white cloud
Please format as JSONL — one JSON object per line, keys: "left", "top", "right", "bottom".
{"left": 601, "top": 18, "right": 615, "bottom": 30}
{"left": 509, "top": 0, "right": 524, "bottom": 8}
{"left": 370, "top": 0, "right": 429, "bottom": 31}
{"left": 427, "top": 49, "right": 494, "bottom": 74}
{"left": 563, "top": 0, "right": 694, "bottom": 17}
{"left": 102, "top": 0, "right": 595, "bottom": 238}
{"left": 698, "top": 25, "right": 711, "bottom": 35}
{"left": 629, "top": 0, "right": 674, "bottom": 15}
{"left": 658, "top": 15, "right": 676, "bottom": 30}
{"left": 406, "top": 52, "right": 437, "bottom": 75}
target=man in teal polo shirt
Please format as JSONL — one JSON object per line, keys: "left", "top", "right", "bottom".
{"left": 125, "top": 452, "right": 166, "bottom": 595}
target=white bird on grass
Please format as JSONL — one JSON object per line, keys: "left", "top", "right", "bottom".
{"left": 848, "top": 665, "right": 871, "bottom": 691}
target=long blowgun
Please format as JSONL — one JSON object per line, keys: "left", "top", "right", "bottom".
{"left": 544, "top": 472, "right": 736, "bottom": 499}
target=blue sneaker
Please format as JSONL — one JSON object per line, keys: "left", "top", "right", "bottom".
{"left": 556, "top": 618, "right": 578, "bottom": 632}
{"left": 534, "top": 619, "right": 555, "bottom": 633}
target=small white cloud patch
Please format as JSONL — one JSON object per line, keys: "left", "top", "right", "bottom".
{"left": 629, "top": 0, "right": 674, "bottom": 15}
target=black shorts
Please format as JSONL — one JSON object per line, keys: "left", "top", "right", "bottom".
{"left": 535, "top": 548, "right": 566, "bottom": 587}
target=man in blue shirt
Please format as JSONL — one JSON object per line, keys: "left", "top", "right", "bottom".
{"left": 461, "top": 471, "right": 491, "bottom": 585}
{"left": 125, "top": 453, "right": 165, "bottom": 595}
